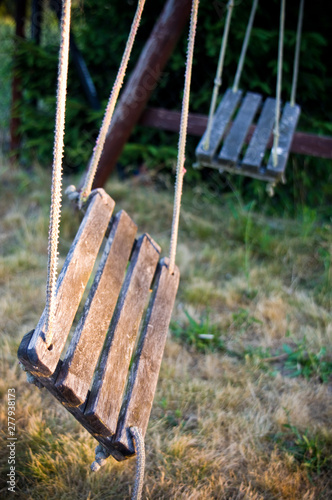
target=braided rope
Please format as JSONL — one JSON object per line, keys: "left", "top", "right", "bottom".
{"left": 203, "top": 0, "right": 234, "bottom": 151}
{"left": 290, "top": 0, "right": 304, "bottom": 106}
{"left": 79, "top": 0, "right": 146, "bottom": 208}
{"left": 130, "top": 427, "right": 145, "bottom": 500}
{"left": 169, "top": 0, "right": 200, "bottom": 274}
{"left": 232, "top": 0, "right": 259, "bottom": 93}
{"left": 45, "top": 0, "right": 71, "bottom": 347}
{"left": 272, "top": 0, "right": 285, "bottom": 168}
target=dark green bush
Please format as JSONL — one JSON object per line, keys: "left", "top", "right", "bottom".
{"left": 11, "top": 0, "right": 332, "bottom": 216}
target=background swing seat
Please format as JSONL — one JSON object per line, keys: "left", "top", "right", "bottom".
{"left": 18, "top": 188, "right": 179, "bottom": 462}
{"left": 195, "top": 88, "right": 301, "bottom": 183}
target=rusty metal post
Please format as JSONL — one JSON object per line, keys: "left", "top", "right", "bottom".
{"left": 91, "top": 0, "right": 192, "bottom": 188}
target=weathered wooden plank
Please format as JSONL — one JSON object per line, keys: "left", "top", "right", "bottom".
{"left": 55, "top": 211, "right": 137, "bottom": 406}
{"left": 219, "top": 92, "right": 262, "bottom": 165}
{"left": 84, "top": 234, "right": 161, "bottom": 436}
{"left": 18, "top": 330, "right": 128, "bottom": 462}
{"left": 266, "top": 103, "right": 301, "bottom": 178}
{"left": 196, "top": 88, "right": 242, "bottom": 163}
{"left": 25, "top": 189, "right": 115, "bottom": 377}
{"left": 114, "top": 258, "right": 180, "bottom": 455}
{"left": 202, "top": 159, "right": 278, "bottom": 182}
{"left": 242, "top": 97, "right": 276, "bottom": 170}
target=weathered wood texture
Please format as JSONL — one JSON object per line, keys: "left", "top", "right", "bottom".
{"left": 196, "top": 89, "right": 242, "bottom": 164}
{"left": 85, "top": 234, "right": 161, "bottom": 436}
{"left": 18, "top": 197, "right": 179, "bottom": 459}
{"left": 242, "top": 97, "right": 276, "bottom": 170}
{"left": 114, "top": 258, "right": 180, "bottom": 455}
{"left": 55, "top": 210, "right": 137, "bottom": 406}
{"left": 266, "top": 103, "right": 301, "bottom": 178}
{"left": 195, "top": 90, "right": 302, "bottom": 182}
{"left": 18, "top": 330, "right": 128, "bottom": 462}
{"left": 90, "top": 0, "right": 193, "bottom": 189}
{"left": 25, "top": 189, "right": 115, "bottom": 376}
{"left": 218, "top": 92, "right": 262, "bottom": 165}
{"left": 139, "top": 107, "right": 332, "bottom": 159}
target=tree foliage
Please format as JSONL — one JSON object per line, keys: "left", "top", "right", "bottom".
{"left": 8, "top": 0, "right": 332, "bottom": 215}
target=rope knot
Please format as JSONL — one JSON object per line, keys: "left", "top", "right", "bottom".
{"left": 91, "top": 444, "right": 109, "bottom": 472}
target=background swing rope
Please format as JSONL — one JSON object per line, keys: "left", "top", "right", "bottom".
{"left": 232, "top": 0, "right": 259, "bottom": 93}
{"left": 45, "top": 0, "right": 71, "bottom": 347}
{"left": 290, "top": 0, "right": 304, "bottom": 107}
{"left": 203, "top": 0, "right": 234, "bottom": 151}
{"left": 169, "top": 0, "right": 200, "bottom": 275}
{"left": 272, "top": 0, "right": 286, "bottom": 168}
{"left": 79, "top": 0, "right": 146, "bottom": 207}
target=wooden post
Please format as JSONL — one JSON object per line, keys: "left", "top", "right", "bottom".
{"left": 10, "top": 0, "right": 27, "bottom": 159}
{"left": 91, "top": 0, "right": 192, "bottom": 189}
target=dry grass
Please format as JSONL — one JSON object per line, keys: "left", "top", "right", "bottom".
{"left": 0, "top": 164, "right": 331, "bottom": 499}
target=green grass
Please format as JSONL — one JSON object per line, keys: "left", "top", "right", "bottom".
{"left": 0, "top": 164, "right": 331, "bottom": 499}
{"left": 273, "top": 410, "right": 332, "bottom": 477}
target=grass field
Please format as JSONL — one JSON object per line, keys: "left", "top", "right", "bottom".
{"left": 0, "top": 159, "right": 331, "bottom": 499}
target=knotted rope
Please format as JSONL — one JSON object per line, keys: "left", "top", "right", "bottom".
{"left": 90, "top": 427, "right": 145, "bottom": 500}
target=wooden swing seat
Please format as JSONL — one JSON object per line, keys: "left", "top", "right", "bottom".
{"left": 18, "top": 188, "right": 179, "bottom": 462}
{"left": 196, "top": 88, "right": 301, "bottom": 183}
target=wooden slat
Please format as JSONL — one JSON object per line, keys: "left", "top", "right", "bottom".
{"left": 242, "top": 97, "right": 276, "bottom": 170}
{"left": 84, "top": 234, "right": 161, "bottom": 436}
{"left": 18, "top": 330, "right": 128, "bottom": 462}
{"left": 55, "top": 211, "right": 137, "bottom": 406}
{"left": 266, "top": 103, "right": 301, "bottom": 178}
{"left": 219, "top": 92, "right": 262, "bottom": 165}
{"left": 24, "top": 189, "right": 114, "bottom": 377}
{"left": 114, "top": 258, "right": 180, "bottom": 455}
{"left": 196, "top": 89, "right": 242, "bottom": 163}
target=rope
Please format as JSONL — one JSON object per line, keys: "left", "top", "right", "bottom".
{"left": 130, "top": 427, "right": 145, "bottom": 500}
{"left": 290, "top": 0, "right": 304, "bottom": 106}
{"left": 169, "top": 0, "right": 200, "bottom": 275}
{"left": 232, "top": 0, "right": 259, "bottom": 93}
{"left": 45, "top": 0, "right": 71, "bottom": 347}
{"left": 272, "top": 0, "right": 286, "bottom": 168}
{"left": 90, "top": 444, "right": 108, "bottom": 472}
{"left": 203, "top": 0, "right": 234, "bottom": 151}
{"left": 79, "top": 0, "right": 146, "bottom": 208}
